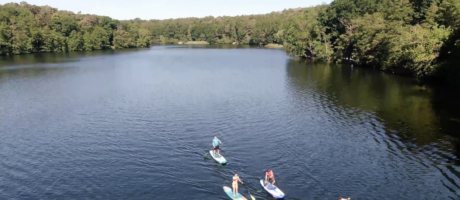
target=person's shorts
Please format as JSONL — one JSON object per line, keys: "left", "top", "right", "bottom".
{"left": 266, "top": 177, "right": 274, "bottom": 182}
{"left": 214, "top": 146, "right": 220, "bottom": 150}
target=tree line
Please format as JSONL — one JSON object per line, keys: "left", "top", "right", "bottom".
{"left": 283, "top": 0, "right": 459, "bottom": 85}
{"left": 0, "top": 1, "right": 459, "bottom": 85}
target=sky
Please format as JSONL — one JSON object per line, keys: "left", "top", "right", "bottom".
{"left": 0, "top": 0, "right": 332, "bottom": 20}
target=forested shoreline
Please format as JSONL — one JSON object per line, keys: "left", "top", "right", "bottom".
{"left": 0, "top": 1, "right": 459, "bottom": 86}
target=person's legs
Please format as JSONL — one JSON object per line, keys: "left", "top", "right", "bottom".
{"left": 235, "top": 184, "right": 238, "bottom": 196}
{"left": 266, "top": 177, "right": 273, "bottom": 186}
{"left": 214, "top": 145, "right": 220, "bottom": 156}
{"left": 232, "top": 182, "right": 237, "bottom": 196}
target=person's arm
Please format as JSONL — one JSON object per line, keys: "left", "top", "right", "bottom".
{"left": 272, "top": 176, "right": 275, "bottom": 185}
{"left": 212, "top": 142, "right": 215, "bottom": 148}
{"left": 219, "top": 140, "right": 222, "bottom": 144}
{"left": 239, "top": 177, "right": 243, "bottom": 184}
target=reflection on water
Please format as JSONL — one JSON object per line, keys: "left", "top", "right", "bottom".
{"left": 0, "top": 48, "right": 148, "bottom": 67}
{"left": 285, "top": 59, "right": 460, "bottom": 197}
{"left": 287, "top": 59, "right": 460, "bottom": 157}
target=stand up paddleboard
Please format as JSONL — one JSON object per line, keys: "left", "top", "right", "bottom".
{"left": 209, "top": 150, "right": 227, "bottom": 164}
{"left": 260, "top": 179, "right": 285, "bottom": 198}
{"left": 223, "top": 186, "right": 248, "bottom": 200}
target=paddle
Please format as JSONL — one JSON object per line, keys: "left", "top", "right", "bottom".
{"left": 242, "top": 182, "right": 256, "bottom": 200}
{"left": 247, "top": 188, "right": 256, "bottom": 200}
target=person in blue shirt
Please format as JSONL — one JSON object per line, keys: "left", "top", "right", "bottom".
{"left": 212, "top": 136, "right": 222, "bottom": 156}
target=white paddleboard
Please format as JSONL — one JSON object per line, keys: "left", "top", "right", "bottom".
{"left": 209, "top": 150, "right": 227, "bottom": 164}
{"left": 260, "top": 179, "right": 285, "bottom": 198}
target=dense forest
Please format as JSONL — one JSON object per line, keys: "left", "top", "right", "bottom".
{"left": 0, "top": 1, "right": 459, "bottom": 85}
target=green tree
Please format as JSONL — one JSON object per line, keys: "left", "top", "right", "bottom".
{"left": 67, "top": 30, "right": 83, "bottom": 51}
{"left": 0, "top": 21, "right": 13, "bottom": 55}
{"left": 42, "top": 27, "right": 66, "bottom": 52}
{"left": 137, "top": 28, "right": 151, "bottom": 47}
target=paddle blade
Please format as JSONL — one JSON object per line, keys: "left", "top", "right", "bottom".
{"left": 250, "top": 194, "right": 256, "bottom": 200}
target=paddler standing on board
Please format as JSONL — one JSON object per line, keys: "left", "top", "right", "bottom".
{"left": 232, "top": 173, "right": 244, "bottom": 197}
{"left": 265, "top": 169, "right": 275, "bottom": 187}
{"left": 212, "top": 136, "right": 222, "bottom": 156}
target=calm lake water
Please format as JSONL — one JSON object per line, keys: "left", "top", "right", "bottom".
{"left": 1, "top": 45, "right": 460, "bottom": 200}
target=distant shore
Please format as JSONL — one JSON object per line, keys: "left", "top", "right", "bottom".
{"left": 264, "top": 44, "right": 284, "bottom": 49}
{"left": 184, "top": 41, "right": 210, "bottom": 45}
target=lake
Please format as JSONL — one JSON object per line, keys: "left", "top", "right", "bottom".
{"left": 1, "top": 45, "right": 460, "bottom": 199}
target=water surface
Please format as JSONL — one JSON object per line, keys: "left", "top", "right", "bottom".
{"left": 1, "top": 45, "right": 460, "bottom": 199}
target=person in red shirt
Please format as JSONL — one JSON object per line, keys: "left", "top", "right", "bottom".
{"left": 265, "top": 169, "right": 275, "bottom": 187}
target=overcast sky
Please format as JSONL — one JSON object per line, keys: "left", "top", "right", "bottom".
{"left": 0, "top": 0, "right": 332, "bottom": 20}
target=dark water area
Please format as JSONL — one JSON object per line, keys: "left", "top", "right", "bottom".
{"left": 1, "top": 45, "right": 460, "bottom": 200}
